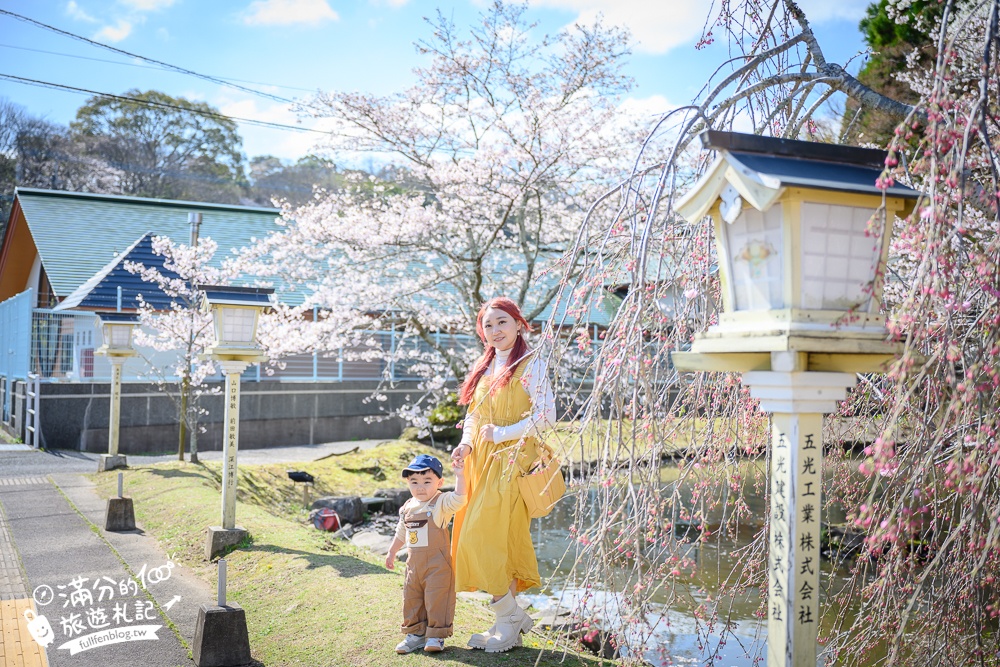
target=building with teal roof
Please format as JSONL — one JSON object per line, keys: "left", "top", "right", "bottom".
{"left": 0, "top": 187, "right": 619, "bottom": 451}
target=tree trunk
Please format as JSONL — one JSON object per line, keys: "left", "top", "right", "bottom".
{"left": 178, "top": 376, "right": 188, "bottom": 461}
{"left": 189, "top": 416, "right": 199, "bottom": 463}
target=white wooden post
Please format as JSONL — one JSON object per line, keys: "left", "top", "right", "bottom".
{"left": 742, "top": 362, "right": 856, "bottom": 667}
{"left": 218, "top": 559, "right": 227, "bottom": 607}
{"left": 766, "top": 412, "right": 823, "bottom": 666}
{"left": 108, "top": 360, "right": 124, "bottom": 456}
{"left": 219, "top": 360, "right": 249, "bottom": 530}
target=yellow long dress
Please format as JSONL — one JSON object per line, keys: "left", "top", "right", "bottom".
{"left": 452, "top": 359, "right": 541, "bottom": 596}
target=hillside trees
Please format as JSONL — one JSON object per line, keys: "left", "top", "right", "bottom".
{"left": 1, "top": 92, "right": 358, "bottom": 218}
{"left": 0, "top": 99, "right": 115, "bottom": 226}
{"left": 842, "top": 0, "right": 948, "bottom": 143}
{"left": 71, "top": 90, "right": 247, "bottom": 202}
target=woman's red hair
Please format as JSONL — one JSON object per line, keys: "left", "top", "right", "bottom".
{"left": 458, "top": 297, "right": 533, "bottom": 405}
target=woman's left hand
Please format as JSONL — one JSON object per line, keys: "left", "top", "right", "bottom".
{"left": 451, "top": 444, "right": 471, "bottom": 466}
{"left": 479, "top": 424, "right": 496, "bottom": 443}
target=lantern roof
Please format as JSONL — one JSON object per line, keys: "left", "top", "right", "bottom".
{"left": 198, "top": 285, "right": 275, "bottom": 308}
{"left": 95, "top": 312, "right": 140, "bottom": 324}
{"left": 677, "top": 131, "right": 920, "bottom": 223}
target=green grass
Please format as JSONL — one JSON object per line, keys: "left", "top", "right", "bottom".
{"left": 548, "top": 418, "right": 764, "bottom": 462}
{"left": 390, "top": 418, "right": 763, "bottom": 467}
{"left": 91, "top": 443, "right": 604, "bottom": 667}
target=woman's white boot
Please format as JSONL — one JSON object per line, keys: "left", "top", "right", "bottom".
{"left": 467, "top": 620, "right": 496, "bottom": 650}
{"left": 484, "top": 592, "right": 533, "bottom": 653}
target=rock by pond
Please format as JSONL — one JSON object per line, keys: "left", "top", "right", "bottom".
{"left": 373, "top": 488, "right": 411, "bottom": 514}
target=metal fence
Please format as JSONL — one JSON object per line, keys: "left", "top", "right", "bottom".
{"left": 24, "top": 308, "right": 480, "bottom": 384}
{"left": 0, "top": 289, "right": 32, "bottom": 422}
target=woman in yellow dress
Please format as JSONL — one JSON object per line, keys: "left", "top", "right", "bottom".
{"left": 450, "top": 297, "right": 557, "bottom": 653}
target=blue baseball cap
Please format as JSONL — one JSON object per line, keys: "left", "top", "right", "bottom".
{"left": 403, "top": 454, "right": 444, "bottom": 478}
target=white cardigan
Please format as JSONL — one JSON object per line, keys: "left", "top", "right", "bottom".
{"left": 459, "top": 347, "right": 557, "bottom": 448}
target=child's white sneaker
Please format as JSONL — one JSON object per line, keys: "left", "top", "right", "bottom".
{"left": 424, "top": 638, "right": 445, "bottom": 652}
{"left": 395, "top": 634, "right": 426, "bottom": 653}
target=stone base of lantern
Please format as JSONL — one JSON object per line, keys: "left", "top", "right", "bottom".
{"left": 98, "top": 454, "right": 128, "bottom": 472}
{"left": 206, "top": 526, "right": 247, "bottom": 561}
{"left": 105, "top": 496, "right": 136, "bottom": 532}
{"left": 192, "top": 603, "right": 252, "bottom": 667}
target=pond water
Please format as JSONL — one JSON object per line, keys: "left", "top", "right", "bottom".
{"left": 528, "top": 459, "right": 856, "bottom": 666}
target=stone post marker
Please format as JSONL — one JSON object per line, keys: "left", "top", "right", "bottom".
{"left": 743, "top": 364, "right": 856, "bottom": 664}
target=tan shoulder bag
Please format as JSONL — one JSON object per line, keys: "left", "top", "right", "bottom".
{"left": 516, "top": 442, "right": 566, "bottom": 518}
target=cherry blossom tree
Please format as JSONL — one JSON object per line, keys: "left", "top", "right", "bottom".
{"left": 244, "top": 0, "right": 640, "bottom": 426}
{"left": 543, "top": 1, "right": 1000, "bottom": 666}
{"left": 125, "top": 236, "right": 234, "bottom": 462}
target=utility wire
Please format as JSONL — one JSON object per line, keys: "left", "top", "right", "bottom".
{"left": 0, "top": 8, "right": 308, "bottom": 108}
{"left": 0, "top": 73, "right": 331, "bottom": 135}
{"left": 0, "top": 42, "right": 321, "bottom": 94}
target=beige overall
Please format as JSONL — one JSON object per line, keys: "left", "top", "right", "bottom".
{"left": 401, "top": 496, "right": 456, "bottom": 639}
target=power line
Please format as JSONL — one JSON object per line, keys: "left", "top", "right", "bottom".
{"left": 0, "top": 8, "right": 307, "bottom": 108}
{"left": 0, "top": 73, "right": 331, "bottom": 135}
{"left": 0, "top": 42, "right": 321, "bottom": 94}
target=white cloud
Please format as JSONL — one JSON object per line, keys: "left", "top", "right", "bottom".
{"left": 66, "top": 1, "right": 99, "bottom": 23}
{"left": 243, "top": 0, "right": 338, "bottom": 26}
{"left": 532, "top": 0, "right": 870, "bottom": 55}
{"left": 216, "top": 97, "right": 335, "bottom": 160}
{"left": 620, "top": 94, "right": 674, "bottom": 119}
{"left": 118, "top": 0, "right": 177, "bottom": 10}
{"left": 531, "top": 0, "right": 715, "bottom": 54}
{"left": 94, "top": 19, "right": 133, "bottom": 43}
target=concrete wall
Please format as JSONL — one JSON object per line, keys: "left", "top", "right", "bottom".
{"left": 32, "top": 380, "right": 419, "bottom": 453}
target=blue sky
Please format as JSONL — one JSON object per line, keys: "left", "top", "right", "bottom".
{"left": 0, "top": 0, "right": 874, "bottom": 162}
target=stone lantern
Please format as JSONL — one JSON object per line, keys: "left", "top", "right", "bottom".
{"left": 671, "top": 131, "right": 918, "bottom": 667}
{"left": 200, "top": 286, "right": 272, "bottom": 361}
{"left": 198, "top": 285, "right": 273, "bottom": 560}
{"left": 95, "top": 312, "right": 140, "bottom": 472}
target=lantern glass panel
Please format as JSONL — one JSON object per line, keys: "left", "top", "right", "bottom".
{"left": 110, "top": 324, "right": 132, "bottom": 348}
{"left": 799, "top": 203, "right": 881, "bottom": 311}
{"left": 725, "top": 205, "right": 784, "bottom": 311}
{"left": 221, "top": 307, "right": 256, "bottom": 344}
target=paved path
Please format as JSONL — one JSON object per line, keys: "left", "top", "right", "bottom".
{"left": 0, "top": 481, "right": 47, "bottom": 667}
{"left": 0, "top": 439, "right": 387, "bottom": 666}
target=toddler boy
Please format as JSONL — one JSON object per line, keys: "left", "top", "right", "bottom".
{"left": 385, "top": 453, "right": 467, "bottom": 653}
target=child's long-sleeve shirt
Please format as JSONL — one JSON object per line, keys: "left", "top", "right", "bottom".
{"left": 393, "top": 489, "right": 467, "bottom": 545}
